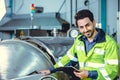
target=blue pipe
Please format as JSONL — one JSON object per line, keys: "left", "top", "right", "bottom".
{"left": 9, "top": 33, "right": 13, "bottom": 39}
{"left": 101, "top": 0, "right": 106, "bottom": 32}
{"left": 9, "top": 0, "right": 13, "bottom": 18}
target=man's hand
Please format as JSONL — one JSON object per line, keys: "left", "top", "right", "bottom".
{"left": 73, "top": 70, "right": 88, "bottom": 79}
{"left": 37, "top": 70, "right": 51, "bottom": 75}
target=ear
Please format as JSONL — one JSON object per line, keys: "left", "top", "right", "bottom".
{"left": 93, "top": 20, "right": 96, "bottom": 26}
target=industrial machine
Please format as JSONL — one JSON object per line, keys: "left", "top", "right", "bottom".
{"left": 0, "top": 36, "right": 74, "bottom": 80}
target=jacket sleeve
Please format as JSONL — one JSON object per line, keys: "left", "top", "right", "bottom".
{"left": 97, "top": 40, "right": 119, "bottom": 80}
{"left": 54, "top": 41, "right": 78, "bottom": 68}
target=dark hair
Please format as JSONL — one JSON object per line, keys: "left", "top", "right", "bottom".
{"left": 75, "top": 9, "right": 94, "bottom": 26}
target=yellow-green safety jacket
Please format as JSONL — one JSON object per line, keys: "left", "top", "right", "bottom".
{"left": 54, "top": 33, "right": 119, "bottom": 80}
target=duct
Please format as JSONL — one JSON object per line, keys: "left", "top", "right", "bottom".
{"left": 0, "top": 13, "right": 60, "bottom": 30}
{"left": 0, "top": 13, "right": 70, "bottom": 32}
{"left": 0, "top": 39, "right": 55, "bottom": 80}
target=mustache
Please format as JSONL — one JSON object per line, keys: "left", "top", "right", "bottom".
{"left": 84, "top": 30, "right": 91, "bottom": 33}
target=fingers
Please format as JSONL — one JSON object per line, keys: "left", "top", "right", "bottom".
{"left": 73, "top": 70, "right": 88, "bottom": 79}
{"left": 37, "top": 71, "right": 46, "bottom": 74}
{"left": 74, "top": 71, "right": 81, "bottom": 78}
{"left": 74, "top": 69, "right": 80, "bottom": 72}
{"left": 37, "top": 70, "right": 50, "bottom": 75}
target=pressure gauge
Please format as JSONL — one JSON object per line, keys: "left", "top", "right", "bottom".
{"left": 69, "top": 28, "right": 79, "bottom": 38}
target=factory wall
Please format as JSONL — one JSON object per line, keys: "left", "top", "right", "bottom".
{"left": 60, "top": 0, "right": 100, "bottom": 27}
{"left": 73, "top": 0, "right": 100, "bottom": 27}
{"left": 107, "top": 0, "right": 118, "bottom": 36}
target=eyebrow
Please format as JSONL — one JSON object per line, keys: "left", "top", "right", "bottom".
{"left": 79, "top": 22, "right": 91, "bottom": 27}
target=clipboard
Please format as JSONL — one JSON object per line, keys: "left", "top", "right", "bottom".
{"left": 57, "top": 66, "right": 80, "bottom": 73}
{"left": 56, "top": 66, "right": 80, "bottom": 80}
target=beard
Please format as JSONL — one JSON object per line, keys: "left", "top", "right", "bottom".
{"left": 84, "top": 29, "right": 94, "bottom": 38}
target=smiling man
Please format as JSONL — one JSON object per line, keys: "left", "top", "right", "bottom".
{"left": 38, "top": 9, "right": 119, "bottom": 80}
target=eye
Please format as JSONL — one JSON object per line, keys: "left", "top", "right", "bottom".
{"left": 85, "top": 23, "right": 90, "bottom": 27}
{"left": 78, "top": 26, "right": 84, "bottom": 29}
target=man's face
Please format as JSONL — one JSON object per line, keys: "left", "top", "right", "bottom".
{"left": 77, "top": 17, "right": 96, "bottom": 38}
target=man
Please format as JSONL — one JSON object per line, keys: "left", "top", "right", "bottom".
{"left": 38, "top": 9, "right": 119, "bottom": 80}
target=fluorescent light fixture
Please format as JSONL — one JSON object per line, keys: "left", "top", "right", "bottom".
{"left": 0, "top": 0, "right": 6, "bottom": 21}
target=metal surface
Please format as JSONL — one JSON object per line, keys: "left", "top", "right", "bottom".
{"left": 0, "top": 39, "right": 54, "bottom": 80}
{"left": 39, "top": 75, "right": 57, "bottom": 80}
{"left": 11, "top": 74, "right": 57, "bottom": 80}
{"left": 30, "top": 37, "right": 74, "bottom": 59}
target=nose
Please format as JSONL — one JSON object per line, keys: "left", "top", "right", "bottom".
{"left": 83, "top": 26, "right": 88, "bottom": 32}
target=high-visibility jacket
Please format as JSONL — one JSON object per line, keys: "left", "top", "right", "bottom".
{"left": 54, "top": 32, "right": 119, "bottom": 80}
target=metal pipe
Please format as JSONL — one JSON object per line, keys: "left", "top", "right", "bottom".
{"left": 75, "top": 0, "right": 78, "bottom": 13}
{"left": 9, "top": 0, "right": 13, "bottom": 18}
{"left": 70, "top": 0, "right": 73, "bottom": 27}
{"left": 101, "top": 0, "right": 106, "bottom": 32}
{"left": 118, "top": 0, "right": 120, "bottom": 11}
